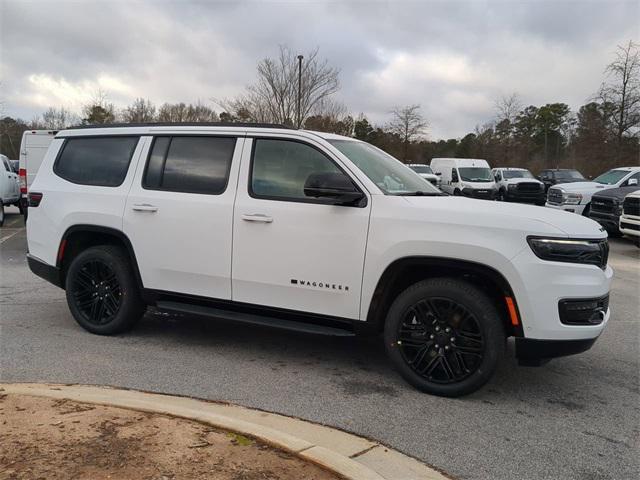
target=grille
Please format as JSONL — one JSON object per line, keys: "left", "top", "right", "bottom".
{"left": 621, "top": 222, "right": 640, "bottom": 231}
{"left": 517, "top": 182, "right": 541, "bottom": 193}
{"left": 623, "top": 196, "right": 640, "bottom": 217}
{"left": 547, "top": 188, "right": 563, "bottom": 204}
{"left": 590, "top": 196, "right": 615, "bottom": 214}
{"left": 463, "top": 188, "right": 494, "bottom": 199}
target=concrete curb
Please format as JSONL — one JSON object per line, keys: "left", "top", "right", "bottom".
{"left": 1, "top": 383, "right": 449, "bottom": 480}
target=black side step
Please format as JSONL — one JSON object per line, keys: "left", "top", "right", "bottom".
{"left": 156, "top": 301, "right": 356, "bottom": 337}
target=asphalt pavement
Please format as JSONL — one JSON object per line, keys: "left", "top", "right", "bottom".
{"left": 1, "top": 206, "right": 638, "bottom": 480}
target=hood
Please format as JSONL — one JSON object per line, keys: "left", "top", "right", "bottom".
{"left": 552, "top": 181, "right": 613, "bottom": 193}
{"left": 402, "top": 196, "right": 606, "bottom": 238}
{"left": 592, "top": 186, "right": 640, "bottom": 201}
{"left": 504, "top": 177, "right": 543, "bottom": 185}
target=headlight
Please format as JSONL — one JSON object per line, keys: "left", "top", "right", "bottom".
{"left": 527, "top": 237, "right": 609, "bottom": 269}
{"left": 539, "top": 183, "right": 545, "bottom": 190}
{"left": 563, "top": 192, "right": 582, "bottom": 205}
{"left": 508, "top": 184, "right": 517, "bottom": 190}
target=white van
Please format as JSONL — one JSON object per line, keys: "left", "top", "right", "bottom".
{"left": 430, "top": 158, "right": 497, "bottom": 199}
{"left": 19, "top": 130, "right": 57, "bottom": 217}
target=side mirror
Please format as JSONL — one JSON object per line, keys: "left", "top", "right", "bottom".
{"left": 628, "top": 178, "right": 638, "bottom": 186}
{"left": 304, "top": 172, "right": 364, "bottom": 206}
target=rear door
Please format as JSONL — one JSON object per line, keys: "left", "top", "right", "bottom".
{"left": 124, "top": 134, "right": 245, "bottom": 299}
{"left": 231, "top": 136, "right": 371, "bottom": 319}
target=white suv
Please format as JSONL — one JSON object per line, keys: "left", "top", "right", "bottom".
{"left": 546, "top": 167, "right": 640, "bottom": 215}
{"left": 27, "top": 124, "right": 612, "bottom": 397}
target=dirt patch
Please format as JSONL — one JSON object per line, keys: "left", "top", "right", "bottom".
{"left": 0, "top": 394, "right": 339, "bottom": 480}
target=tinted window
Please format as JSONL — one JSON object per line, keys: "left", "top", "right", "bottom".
{"left": 593, "top": 169, "right": 630, "bottom": 185}
{"left": 251, "top": 139, "right": 348, "bottom": 201}
{"left": 144, "top": 136, "right": 236, "bottom": 195}
{"left": 55, "top": 137, "right": 139, "bottom": 187}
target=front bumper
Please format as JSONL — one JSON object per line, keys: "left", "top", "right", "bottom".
{"left": 515, "top": 337, "right": 598, "bottom": 366}
{"left": 545, "top": 202, "right": 587, "bottom": 215}
{"left": 590, "top": 211, "right": 621, "bottom": 232}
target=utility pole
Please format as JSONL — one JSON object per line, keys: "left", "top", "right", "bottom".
{"left": 297, "top": 55, "right": 304, "bottom": 128}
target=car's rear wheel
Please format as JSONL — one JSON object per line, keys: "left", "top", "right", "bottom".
{"left": 384, "top": 278, "right": 505, "bottom": 397}
{"left": 65, "top": 245, "right": 144, "bottom": 335}
{"left": 0, "top": 201, "right": 4, "bottom": 227}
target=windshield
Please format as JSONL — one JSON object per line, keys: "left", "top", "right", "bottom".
{"left": 409, "top": 165, "right": 433, "bottom": 174}
{"left": 459, "top": 167, "right": 493, "bottom": 182}
{"left": 593, "top": 169, "right": 630, "bottom": 185}
{"left": 555, "top": 170, "right": 584, "bottom": 180}
{"left": 329, "top": 140, "right": 441, "bottom": 195}
{"left": 503, "top": 170, "right": 534, "bottom": 179}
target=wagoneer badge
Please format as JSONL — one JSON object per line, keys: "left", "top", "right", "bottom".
{"left": 291, "top": 279, "right": 349, "bottom": 291}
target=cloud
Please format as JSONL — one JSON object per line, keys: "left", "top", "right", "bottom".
{"left": 1, "top": 0, "right": 638, "bottom": 139}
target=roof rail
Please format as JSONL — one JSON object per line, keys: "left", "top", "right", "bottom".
{"left": 66, "top": 122, "right": 293, "bottom": 130}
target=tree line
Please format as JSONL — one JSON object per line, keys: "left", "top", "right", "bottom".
{"left": 1, "top": 42, "right": 638, "bottom": 177}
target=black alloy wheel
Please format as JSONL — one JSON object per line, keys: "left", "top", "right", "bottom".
{"left": 66, "top": 245, "right": 144, "bottom": 335}
{"left": 396, "top": 298, "right": 484, "bottom": 384}
{"left": 384, "top": 278, "right": 505, "bottom": 396}
{"left": 70, "top": 259, "right": 122, "bottom": 326}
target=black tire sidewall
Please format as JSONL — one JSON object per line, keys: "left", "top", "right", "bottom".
{"left": 65, "top": 246, "right": 143, "bottom": 335}
{"left": 384, "top": 278, "right": 505, "bottom": 397}
{"left": 0, "top": 201, "right": 4, "bottom": 227}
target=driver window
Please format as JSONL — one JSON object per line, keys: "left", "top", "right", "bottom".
{"left": 451, "top": 168, "right": 459, "bottom": 183}
{"left": 250, "top": 138, "right": 346, "bottom": 202}
{"left": 623, "top": 172, "right": 639, "bottom": 186}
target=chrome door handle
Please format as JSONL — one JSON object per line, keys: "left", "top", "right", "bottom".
{"left": 132, "top": 203, "right": 159, "bottom": 212}
{"left": 242, "top": 213, "right": 273, "bottom": 223}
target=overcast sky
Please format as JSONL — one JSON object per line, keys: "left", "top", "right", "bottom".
{"left": 1, "top": 0, "right": 638, "bottom": 139}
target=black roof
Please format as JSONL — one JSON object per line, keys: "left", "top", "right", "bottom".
{"left": 592, "top": 185, "right": 640, "bottom": 200}
{"left": 67, "top": 122, "right": 293, "bottom": 130}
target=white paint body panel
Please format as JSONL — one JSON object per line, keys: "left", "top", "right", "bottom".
{"left": 19, "top": 130, "right": 57, "bottom": 192}
{"left": 430, "top": 157, "right": 496, "bottom": 195}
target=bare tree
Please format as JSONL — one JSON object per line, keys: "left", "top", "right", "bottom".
{"left": 82, "top": 89, "right": 116, "bottom": 124}
{"left": 219, "top": 46, "right": 340, "bottom": 127}
{"left": 495, "top": 93, "right": 522, "bottom": 125}
{"left": 31, "top": 107, "right": 78, "bottom": 129}
{"left": 121, "top": 98, "right": 156, "bottom": 123}
{"left": 598, "top": 40, "right": 640, "bottom": 143}
{"left": 387, "top": 104, "right": 428, "bottom": 161}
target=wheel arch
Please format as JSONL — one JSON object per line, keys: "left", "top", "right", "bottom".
{"left": 57, "top": 225, "right": 143, "bottom": 290}
{"left": 363, "top": 256, "right": 523, "bottom": 338}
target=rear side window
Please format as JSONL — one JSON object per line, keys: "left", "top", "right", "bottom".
{"left": 143, "top": 136, "right": 236, "bottom": 195}
{"left": 54, "top": 136, "right": 139, "bottom": 187}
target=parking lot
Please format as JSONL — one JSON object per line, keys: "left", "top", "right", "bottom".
{"left": 1, "top": 205, "right": 638, "bottom": 480}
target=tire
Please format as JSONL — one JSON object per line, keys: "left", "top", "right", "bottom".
{"left": 384, "top": 278, "right": 505, "bottom": 397}
{"left": 498, "top": 189, "right": 506, "bottom": 201}
{"left": 0, "top": 201, "right": 4, "bottom": 227}
{"left": 65, "top": 245, "right": 145, "bottom": 335}
{"left": 453, "top": 189, "right": 461, "bottom": 196}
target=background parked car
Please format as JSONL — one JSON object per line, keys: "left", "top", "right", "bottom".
{"left": 620, "top": 190, "right": 640, "bottom": 247}
{"left": 0, "top": 154, "right": 21, "bottom": 226}
{"left": 492, "top": 167, "right": 545, "bottom": 205}
{"left": 589, "top": 186, "right": 640, "bottom": 236}
{"left": 430, "top": 158, "right": 497, "bottom": 199}
{"left": 546, "top": 167, "right": 640, "bottom": 216}
{"left": 19, "top": 130, "right": 57, "bottom": 219}
{"left": 538, "top": 169, "right": 585, "bottom": 192}
{"left": 408, "top": 164, "right": 441, "bottom": 187}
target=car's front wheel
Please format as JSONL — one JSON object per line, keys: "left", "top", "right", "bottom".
{"left": 65, "top": 245, "right": 145, "bottom": 335}
{"left": 0, "top": 201, "right": 4, "bottom": 227}
{"left": 384, "top": 278, "right": 505, "bottom": 397}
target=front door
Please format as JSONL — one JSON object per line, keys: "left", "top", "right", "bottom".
{"left": 124, "top": 135, "right": 245, "bottom": 299}
{"left": 232, "top": 136, "right": 371, "bottom": 320}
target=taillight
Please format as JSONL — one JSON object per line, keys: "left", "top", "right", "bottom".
{"left": 28, "top": 192, "right": 43, "bottom": 207}
{"left": 19, "top": 168, "right": 27, "bottom": 194}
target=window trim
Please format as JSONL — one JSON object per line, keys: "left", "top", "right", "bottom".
{"left": 247, "top": 136, "right": 367, "bottom": 207}
{"left": 53, "top": 135, "right": 140, "bottom": 187}
{"left": 142, "top": 134, "right": 238, "bottom": 196}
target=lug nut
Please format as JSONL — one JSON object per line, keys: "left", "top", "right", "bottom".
{"left": 435, "top": 326, "right": 440, "bottom": 332}
{"left": 445, "top": 346, "right": 449, "bottom": 350}
{"left": 435, "top": 344, "right": 439, "bottom": 348}
{"left": 430, "top": 334, "right": 435, "bottom": 339}
{"left": 445, "top": 327, "right": 451, "bottom": 333}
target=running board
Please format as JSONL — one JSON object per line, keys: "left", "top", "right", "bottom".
{"left": 156, "top": 301, "right": 356, "bottom": 337}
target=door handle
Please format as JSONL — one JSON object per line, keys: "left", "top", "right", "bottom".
{"left": 242, "top": 213, "right": 273, "bottom": 223}
{"left": 132, "top": 203, "right": 159, "bottom": 212}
